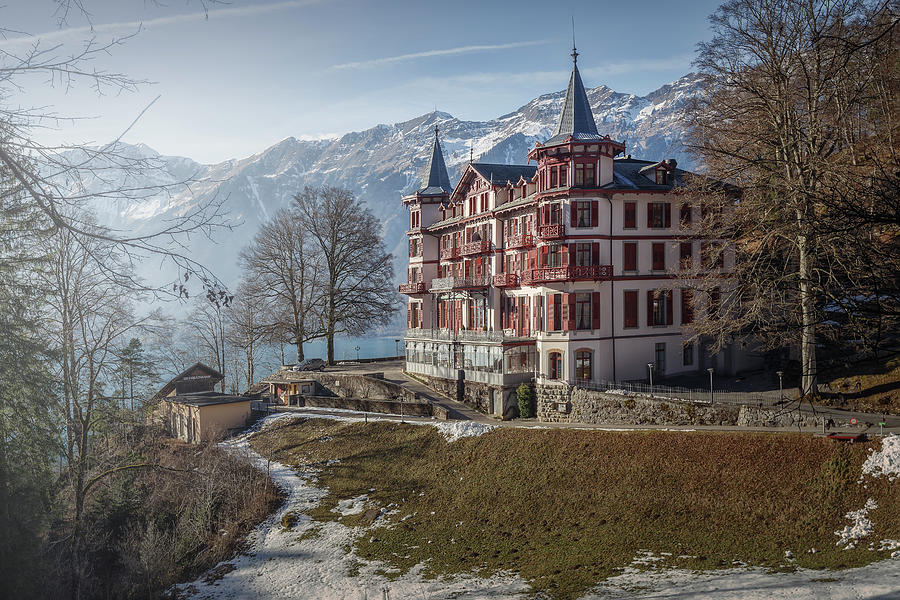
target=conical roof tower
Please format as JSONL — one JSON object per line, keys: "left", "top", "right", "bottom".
{"left": 543, "top": 46, "right": 602, "bottom": 145}
{"left": 418, "top": 124, "right": 452, "bottom": 195}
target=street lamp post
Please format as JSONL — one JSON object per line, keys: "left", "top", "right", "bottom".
{"left": 647, "top": 362, "right": 655, "bottom": 397}
{"left": 355, "top": 345, "right": 360, "bottom": 362}
{"left": 395, "top": 338, "right": 401, "bottom": 360}
{"left": 776, "top": 370, "right": 784, "bottom": 402}
{"left": 707, "top": 367, "right": 714, "bottom": 403}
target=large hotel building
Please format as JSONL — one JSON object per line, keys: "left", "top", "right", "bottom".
{"left": 400, "top": 49, "right": 756, "bottom": 416}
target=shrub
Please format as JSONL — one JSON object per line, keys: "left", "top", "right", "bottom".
{"left": 517, "top": 384, "right": 533, "bottom": 419}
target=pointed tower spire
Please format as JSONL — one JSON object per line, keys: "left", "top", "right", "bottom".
{"left": 545, "top": 46, "right": 599, "bottom": 145}
{"left": 419, "top": 123, "right": 452, "bottom": 195}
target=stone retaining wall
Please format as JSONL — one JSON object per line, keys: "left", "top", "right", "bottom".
{"left": 307, "top": 372, "right": 418, "bottom": 402}
{"left": 297, "top": 395, "right": 433, "bottom": 417}
{"left": 537, "top": 384, "right": 839, "bottom": 429}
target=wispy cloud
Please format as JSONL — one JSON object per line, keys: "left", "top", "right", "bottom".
{"left": 0, "top": 0, "right": 321, "bottom": 48}
{"left": 332, "top": 40, "right": 552, "bottom": 70}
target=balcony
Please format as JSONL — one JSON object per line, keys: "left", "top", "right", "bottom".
{"left": 440, "top": 246, "right": 460, "bottom": 260}
{"left": 460, "top": 239, "right": 491, "bottom": 256}
{"left": 492, "top": 273, "right": 519, "bottom": 288}
{"left": 398, "top": 281, "right": 426, "bottom": 295}
{"left": 521, "top": 264, "right": 613, "bottom": 285}
{"left": 404, "top": 328, "right": 529, "bottom": 343}
{"left": 537, "top": 224, "right": 565, "bottom": 240}
{"left": 505, "top": 233, "right": 534, "bottom": 249}
{"left": 429, "top": 275, "right": 491, "bottom": 291}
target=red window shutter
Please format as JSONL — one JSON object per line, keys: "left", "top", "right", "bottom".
{"left": 590, "top": 200, "right": 598, "bottom": 227}
{"left": 534, "top": 295, "right": 542, "bottom": 331}
{"left": 562, "top": 293, "right": 576, "bottom": 330}
{"left": 624, "top": 290, "right": 638, "bottom": 328}
{"left": 547, "top": 294, "right": 555, "bottom": 330}
{"left": 647, "top": 290, "right": 655, "bottom": 326}
{"left": 591, "top": 242, "right": 600, "bottom": 266}
{"left": 407, "top": 305, "right": 411, "bottom": 328}
{"left": 624, "top": 202, "right": 636, "bottom": 228}
{"left": 647, "top": 203, "right": 654, "bottom": 228}
{"left": 560, "top": 245, "right": 569, "bottom": 267}
{"left": 570, "top": 202, "right": 578, "bottom": 227}
{"left": 666, "top": 290, "right": 674, "bottom": 325}
{"left": 456, "top": 301, "right": 462, "bottom": 331}
{"left": 652, "top": 242, "right": 665, "bottom": 271}
{"left": 592, "top": 292, "right": 602, "bottom": 329}
{"left": 540, "top": 246, "right": 549, "bottom": 267}
{"left": 664, "top": 203, "right": 671, "bottom": 228}
{"left": 624, "top": 242, "right": 637, "bottom": 272}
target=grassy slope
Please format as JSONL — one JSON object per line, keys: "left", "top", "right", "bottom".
{"left": 250, "top": 419, "right": 899, "bottom": 600}
{"left": 822, "top": 354, "right": 900, "bottom": 415}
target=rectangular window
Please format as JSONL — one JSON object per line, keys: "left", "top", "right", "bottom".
{"left": 574, "top": 201, "right": 591, "bottom": 227}
{"left": 550, "top": 166, "right": 558, "bottom": 188}
{"left": 680, "top": 242, "right": 693, "bottom": 270}
{"left": 575, "top": 243, "right": 591, "bottom": 266}
{"left": 655, "top": 343, "right": 666, "bottom": 374}
{"left": 576, "top": 293, "right": 591, "bottom": 330}
{"left": 548, "top": 244, "right": 561, "bottom": 267}
{"left": 651, "top": 290, "right": 668, "bottom": 326}
{"left": 624, "top": 202, "right": 636, "bottom": 229}
{"left": 624, "top": 242, "right": 637, "bottom": 272}
{"left": 575, "top": 163, "right": 584, "bottom": 187}
{"left": 683, "top": 342, "right": 694, "bottom": 366}
{"left": 584, "top": 163, "right": 594, "bottom": 187}
{"left": 652, "top": 242, "right": 665, "bottom": 271}
{"left": 559, "top": 165, "right": 567, "bottom": 187}
{"left": 710, "top": 287, "right": 721, "bottom": 319}
{"left": 680, "top": 203, "right": 692, "bottom": 226}
{"left": 648, "top": 202, "right": 671, "bottom": 228}
{"left": 681, "top": 289, "right": 694, "bottom": 324}
{"left": 624, "top": 290, "right": 638, "bottom": 328}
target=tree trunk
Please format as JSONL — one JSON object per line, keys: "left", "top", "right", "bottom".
{"left": 327, "top": 334, "right": 335, "bottom": 365}
{"left": 798, "top": 229, "right": 818, "bottom": 397}
{"left": 295, "top": 339, "right": 304, "bottom": 363}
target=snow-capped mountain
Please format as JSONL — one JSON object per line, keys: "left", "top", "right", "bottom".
{"left": 87, "top": 73, "right": 703, "bottom": 289}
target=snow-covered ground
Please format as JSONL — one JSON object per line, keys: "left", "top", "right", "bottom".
{"left": 174, "top": 419, "right": 900, "bottom": 599}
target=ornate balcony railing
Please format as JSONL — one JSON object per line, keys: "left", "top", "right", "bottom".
{"left": 460, "top": 239, "right": 491, "bottom": 256}
{"left": 404, "top": 328, "right": 529, "bottom": 343}
{"left": 537, "top": 224, "right": 565, "bottom": 240}
{"left": 398, "top": 281, "right": 426, "bottom": 294}
{"left": 429, "top": 275, "right": 491, "bottom": 291}
{"left": 492, "top": 273, "right": 519, "bottom": 288}
{"left": 521, "top": 264, "right": 613, "bottom": 285}
{"left": 505, "top": 233, "right": 534, "bottom": 249}
{"left": 439, "top": 246, "right": 460, "bottom": 260}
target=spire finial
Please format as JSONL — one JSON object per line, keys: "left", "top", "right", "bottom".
{"left": 571, "top": 16, "right": 578, "bottom": 64}
{"left": 434, "top": 123, "right": 439, "bottom": 136}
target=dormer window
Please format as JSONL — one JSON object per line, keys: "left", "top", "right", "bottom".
{"left": 656, "top": 169, "right": 669, "bottom": 185}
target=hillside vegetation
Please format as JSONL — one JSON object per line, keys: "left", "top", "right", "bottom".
{"left": 250, "top": 418, "right": 899, "bottom": 600}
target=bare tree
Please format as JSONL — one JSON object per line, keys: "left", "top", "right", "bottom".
{"left": 683, "top": 0, "right": 899, "bottom": 395}
{"left": 294, "top": 186, "right": 399, "bottom": 364}
{"left": 186, "top": 300, "right": 228, "bottom": 392}
{"left": 239, "top": 206, "right": 322, "bottom": 363}
{"left": 225, "top": 279, "right": 270, "bottom": 389}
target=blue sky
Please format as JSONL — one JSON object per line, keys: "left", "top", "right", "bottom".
{"left": 4, "top": 0, "right": 722, "bottom": 163}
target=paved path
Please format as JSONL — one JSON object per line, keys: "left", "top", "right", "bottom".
{"left": 319, "top": 359, "right": 900, "bottom": 435}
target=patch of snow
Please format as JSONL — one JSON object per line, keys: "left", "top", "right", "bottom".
{"left": 861, "top": 434, "right": 900, "bottom": 482}
{"left": 836, "top": 499, "right": 878, "bottom": 549}
{"left": 175, "top": 414, "right": 529, "bottom": 599}
{"left": 583, "top": 561, "right": 900, "bottom": 599}
{"left": 332, "top": 495, "right": 368, "bottom": 516}
{"left": 431, "top": 420, "right": 497, "bottom": 443}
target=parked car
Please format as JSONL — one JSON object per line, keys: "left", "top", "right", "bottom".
{"left": 293, "top": 358, "right": 325, "bottom": 372}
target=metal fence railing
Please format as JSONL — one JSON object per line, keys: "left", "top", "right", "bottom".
{"left": 539, "top": 376, "right": 783, "bottom": 407}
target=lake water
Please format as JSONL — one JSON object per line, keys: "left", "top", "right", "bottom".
{"left": 270, "top": 334, "right": 405, "bottom": 365}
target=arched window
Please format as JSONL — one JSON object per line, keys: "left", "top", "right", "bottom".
{"left": 575, "top": 350, "right": 593, "bottom": 382}
{"left": 548, "top": 351, "right": 563, "bottom": 380}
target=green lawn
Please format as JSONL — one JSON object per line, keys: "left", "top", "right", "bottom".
{"left": 250, "top": 418, "right": 899, "bottom": 599}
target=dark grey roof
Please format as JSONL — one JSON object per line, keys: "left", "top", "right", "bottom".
{"left": 418, "top": 125, "right": 452, "bottom": 195}
{"left": 470, "top": 163, "right": 537, "bottom": 186}
{"left": 604, "top": 157, "right": 688, "bottom": 190}
{"left": 544, "top": 50, "right": 600, "bottom": 146}
{"left": 167, "top": 392, "right": 249, "bottom": 407}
